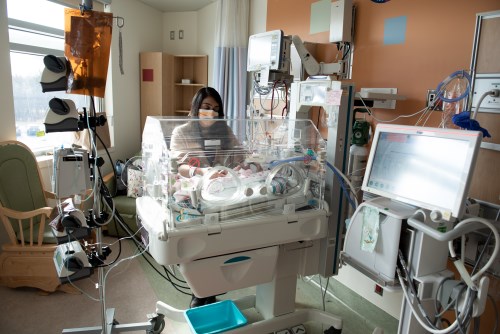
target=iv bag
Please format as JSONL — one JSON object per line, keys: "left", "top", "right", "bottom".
{"left": 442, "top": 78, "right": 467, "bottom": 129}
{"left": 64, "top": 8, "right": 113, "bottom": 97}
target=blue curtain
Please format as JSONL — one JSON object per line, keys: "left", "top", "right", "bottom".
{"left": 214, "top": 46, "right": 247, "bottom": 133}
{"left": 212, "top": 0, "right": 249, "bottom": 133}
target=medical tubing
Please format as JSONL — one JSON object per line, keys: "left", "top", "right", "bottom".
{"left": 434, "top": 278, "right": 458, "bottom": 319}
{"left": 163, "top": 266, "right": 191, "bottom": 294}
{"left": 85, "top": 109, "right": 100, "bottom": 217}
{"left": 164, "top": 264, "right": 187, "bottom": 285}
{"left": 397, "top": 251, "right": 436, "bottom": 328}
{"left": 401, "top": 216, "right": 497, "bottom": 333}
{"left": 140, "top": 247, "right": 191, "bottom": 294}
{"left": 110, "top": 207, "right": 190, "bottom": 292}
{"left": 95, "top": 145, "right": 190, "bottom": 293}
{"left": 471, "top": 89, "right": 495, "bottom": 120}
{"left": 102, "top": 237, "right": 150, "bottom": 316}
{"left": 471, "top": 230, "right": 493, "bottom": 276}
{"left": 270, "top": 80, "right": 278, "bottom": 118}
{"left": 453, "top": 286, "right": 469, "bottom": 334}
{"left": 397, "top": 249, "right": 476, "bottom": 333}
{"left": 398, "top": 272, "right": 460, "bottom": 334}
{"left": 326, "top": 161, "right": 357, "bottom": 209}
{"left": 436, "top": 70, "right": 472, "bottom": 103}
{"left": 357, "top": 94, "right": 431, "bottom": 124}
{"left": 448, "top": 217, "right": 499, "bottom": 283}
{"left": 99, "top": 182, "right": 117, "bottom": 227}
{"left": 269, "top": 156, "right": 316, "bottom": 168}
{"left": 282, "top": 81, "right": 288, "bottom": 116}
{"left": 268, "top": 157, "right": 356, "bottom": 208}
{"left": 455, "top": 287, "right": 476, "bottom": 334}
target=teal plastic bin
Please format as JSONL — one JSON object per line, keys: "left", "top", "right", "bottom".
{"left": 184, "top": 300, "right": 247, "bottom": 334}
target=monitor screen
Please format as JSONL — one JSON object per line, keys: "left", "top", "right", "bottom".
{"left": 247, "top": 30, "right": 283, "bottom": 71}
{"left": 362, "top": 124, "right": 482, "bottom": 220}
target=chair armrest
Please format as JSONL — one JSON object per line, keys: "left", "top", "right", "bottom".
{"left": 0, "top": 206, "right": 53, "bottom": 220}
{"left": 102, "top": 172, "right": 115, "bottom": 184}
{"left": 44, "top": 190, "right": 57, "bottom": 200}
{"left": 0, "top": 206, "right": 53, "bottom": 246}
{"left": 102, "top": 172, "right": 117, "bottom": 196}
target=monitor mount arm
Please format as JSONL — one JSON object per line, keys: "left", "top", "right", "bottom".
{"left": 291, "top": 35, "right": 345, "bottom": 77}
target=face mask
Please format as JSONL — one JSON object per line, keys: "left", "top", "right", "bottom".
{"left": 199, "top": 109, "right": 219, "bottom": 119}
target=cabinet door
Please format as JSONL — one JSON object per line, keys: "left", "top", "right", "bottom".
{"left": 140, "top": 52, "right": 162, "bottom": 132}
{"left": 140, "top": 53, "right": 175, "bottom": 131}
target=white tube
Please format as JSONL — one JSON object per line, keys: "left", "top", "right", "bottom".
{"left": 448, "top": 216, "right": 499, "bottom": 282}
{"left": 398, "top": 273, "right": 459, "bottom": 334}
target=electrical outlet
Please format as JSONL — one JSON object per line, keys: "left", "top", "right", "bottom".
{"left": 426, "top": 89, "right": 442, "bottom": 110}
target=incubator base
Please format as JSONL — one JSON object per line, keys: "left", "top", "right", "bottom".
{"left": 155, "top": 241, "right": 344, "bottom": 333}
{"left": 156, "top": 297, "right": 343, "bottom": 334}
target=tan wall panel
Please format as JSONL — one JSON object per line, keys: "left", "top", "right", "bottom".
{"left": 267, "top": 0, "right": 500, "bottom": 205}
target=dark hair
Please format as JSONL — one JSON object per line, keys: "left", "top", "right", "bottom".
{"left": 190, "top": 87, "right": 224, "bottom": 118}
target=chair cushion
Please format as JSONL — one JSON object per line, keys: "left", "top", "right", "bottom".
{"left": 112, "top": 195, "right": 137, "bottom": 216}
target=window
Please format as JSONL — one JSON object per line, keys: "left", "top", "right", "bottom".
{"left": 7, "top": 0, "right": 104, "bottom": 154}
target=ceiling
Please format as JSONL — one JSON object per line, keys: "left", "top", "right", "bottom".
{"left": 137, "top": 0, "right": 217, "bottom": 12}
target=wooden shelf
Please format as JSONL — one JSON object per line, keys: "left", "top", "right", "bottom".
{"left": 140, "top": 53, "right": 208, "bottom": 131}
{"left": 174, "top": 83, "right": 205, "bottom": 86}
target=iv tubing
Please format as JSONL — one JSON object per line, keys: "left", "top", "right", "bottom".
{"left": 326, "top": 161, "right": 357, "bottom": 209}
{"left": 435, "top": 70, "right": 471, "bottom": 103}
{"left": 398, "top": 271, "right": 471, "bottom": 334}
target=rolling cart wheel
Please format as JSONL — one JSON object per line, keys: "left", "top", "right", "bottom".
{"left": 148, "top": 313, "right": 165, "bottom": 334}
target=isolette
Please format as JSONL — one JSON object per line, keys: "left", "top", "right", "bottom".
{"left": 136, "top": 116, "right": 343, "bottom": 332}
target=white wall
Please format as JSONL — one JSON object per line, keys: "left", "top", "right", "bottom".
{"left": 162, "top": 12, "right": 198, "bottom": 55}
{"left": 197, "top": 2, "right": 217, "bottom": 86}
{"left": 249, "top": 0, "right": 267, "bottom": 35}
{"left": 160, "top": 0, "right": 263, "bottom": 91}
{"left": 105, "top": 0, "right": 163, "bottom": 166}
{"left": 160, "top": 2, "right": 218, "bottom": 87}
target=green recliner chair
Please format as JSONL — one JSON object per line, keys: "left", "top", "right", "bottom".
{"left": 102, "top": 155, "right": 141, "bottom": 238}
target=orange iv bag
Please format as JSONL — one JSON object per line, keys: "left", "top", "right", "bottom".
{"left": 64, "top": 8, "right": 112, "bottom": 98}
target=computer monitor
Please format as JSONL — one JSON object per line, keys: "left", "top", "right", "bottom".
{"left": 247, "top": 30, "right": 287, "bottom": 72}
{"left": 362, "top": 124, "right": 482, "bottom": 221}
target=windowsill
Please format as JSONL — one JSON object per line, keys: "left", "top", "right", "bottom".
{"left": 36, "top": 147, "right": 115, "bottom": 167}
{"left": 36, "top": 154, "right": 53, "bottom": 168}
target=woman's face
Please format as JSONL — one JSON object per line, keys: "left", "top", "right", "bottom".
{"left": 198, "top": 96, "right": 220, "bottom": 127}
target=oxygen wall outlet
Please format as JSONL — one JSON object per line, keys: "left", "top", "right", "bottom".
{"left": 426, "top": 89, "right": 442, "bottom": 110}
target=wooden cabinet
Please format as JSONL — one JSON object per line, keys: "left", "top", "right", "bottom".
{"left": 140, "top": 53, "right": 208, "bottom": 132}
{"left": 172, "top": 55, "right": 208, "bottom": 114}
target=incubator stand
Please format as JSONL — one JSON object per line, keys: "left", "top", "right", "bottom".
{"left": 137, "top": 117, "right": 344, "bottom": 332}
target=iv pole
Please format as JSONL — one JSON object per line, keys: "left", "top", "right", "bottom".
{"left": 59, "top": 2, "right": 163, "bottom": 333}
{"left": 60, "top": 111, "right": 159, "bottom": 334}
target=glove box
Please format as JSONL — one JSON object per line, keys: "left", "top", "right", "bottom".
{"left": 179, "top": 246, "right": 278, "bottom": 298}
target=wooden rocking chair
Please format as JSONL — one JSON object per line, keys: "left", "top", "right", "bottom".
{"left": 0, "top": 140, "right": 77, "bottom": 293}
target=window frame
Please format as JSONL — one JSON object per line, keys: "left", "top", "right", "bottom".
{"left": 8, "top": 0, "right": 108, "bottom": 155}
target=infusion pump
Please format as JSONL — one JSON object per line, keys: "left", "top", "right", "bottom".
{"left": 53, "top": 241, "right": 92, "bottom": 282}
